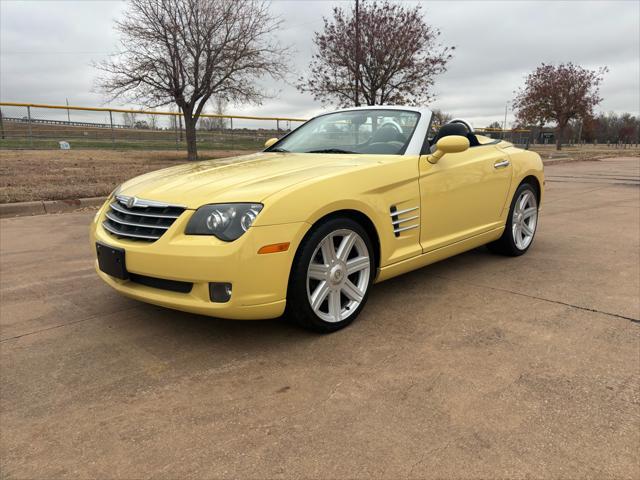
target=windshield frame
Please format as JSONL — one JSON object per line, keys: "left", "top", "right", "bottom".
{"left": 265, "top": 108, "right": 428, "bottom": 156}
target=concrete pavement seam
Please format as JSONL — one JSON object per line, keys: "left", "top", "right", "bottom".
{"left": 0, "top": 305, "right": 140, "bottom": 343}
{"left": 435, "top": 275, "right": 640, "bottom": 324}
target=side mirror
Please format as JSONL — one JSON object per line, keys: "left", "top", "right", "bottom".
{"left": 264, "top": 138, "right": 278, "bottom": 149}
{"left": 428, "top": 135, "right": 470, "bottom": 164}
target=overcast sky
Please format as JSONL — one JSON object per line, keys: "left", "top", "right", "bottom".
{"left": 1, "top": 0, "right": 638, "bottom": 128}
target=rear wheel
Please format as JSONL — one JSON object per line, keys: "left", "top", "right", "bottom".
{"left": 286, "top": 218, "right": 374, "bottom": 333}
{"left": 488, "top": 182, "right": 539, "bottom": 256}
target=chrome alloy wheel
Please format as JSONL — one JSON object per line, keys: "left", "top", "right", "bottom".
{"left": 512, "top": 189, "right": 538, "bottom": 250}
{"left": 306, "top": 229, "right": 371, "bottom": 323}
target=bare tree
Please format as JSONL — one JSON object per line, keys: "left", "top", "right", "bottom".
{"left": 147, "top": 110, "right": 160, "bottom": 130}
{"left": 431, "top": 109, "right": 452, "bottom": 128}
{"left": 298, "top": 0, "right": 453, "bottom": 107}
{"left": 98, "top": 0, "right": 288, "bottom": 160}
{"left": 513, "top": 62, "right": 607, "bottom": 150}
{"left": 200, "top": 97, "right": 228, "bottom": 130}
{"left": 122, "top": 112, "right": 138, "bottom": 127}
{"left": 582, "top": 111, "right": 640, "bottom": 145}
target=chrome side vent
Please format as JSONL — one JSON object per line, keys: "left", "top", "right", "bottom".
{"left": 390, "top": 205, "right": 419, "bottom": 237}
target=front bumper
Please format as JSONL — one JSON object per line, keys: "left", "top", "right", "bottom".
{"left": 90, "top": 201, "right": 310, "bottom": 320}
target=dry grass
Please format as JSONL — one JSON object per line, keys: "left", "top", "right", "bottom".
{"left": 530, "top": 144, "right": 640, "bottom": 161}
{"left": 0, "top": 149, "right": 252, "bottom": 203}
{"left": 1, "top": 145, "right": 638, "bottom": 203}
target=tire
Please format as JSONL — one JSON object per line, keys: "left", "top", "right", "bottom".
{"left": 488, "top": 182, "right": 539, "bottom": 256}
{"left": 286, "top": 217, "right": 375, "bottom": 333}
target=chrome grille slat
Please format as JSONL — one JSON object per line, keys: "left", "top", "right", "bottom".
{"left": 102, "top": 221, "right": 161, "bottom": 240}
{"left": 110, "top": 201, "right": 182, "bottom": 219}
{"left": 105, "top": 211, "right": 170, "bottom": 230}
{"left": 102, "top": 196, "right": 185, "bottom": 242}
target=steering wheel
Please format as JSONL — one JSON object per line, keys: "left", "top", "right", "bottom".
{"left": 368, "top": 121, "right": 404, "bottom": 144}
{"left": 378, "top": 121, "right": 403, "bottom": 136}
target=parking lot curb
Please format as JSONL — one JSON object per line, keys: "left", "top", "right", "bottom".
{"left": 0, "top": 196, "right": 106, "bottom": 218}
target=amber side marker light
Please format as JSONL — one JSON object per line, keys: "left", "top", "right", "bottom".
{"left": 258, "top": 242, "right": 290, "bottom": 254}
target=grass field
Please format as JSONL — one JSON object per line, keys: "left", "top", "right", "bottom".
{"left": 1, "top": 145, "right": 638, "bottom": 204}
{"left": 0, "top": 149, "right": 251, "bottom": 203}
{"left": 0, "top": 118, "right": 282, "bottom": 151}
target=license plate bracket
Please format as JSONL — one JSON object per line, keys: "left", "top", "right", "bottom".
{"left": 96, "top": 242, "right": 128, "bottom": 280}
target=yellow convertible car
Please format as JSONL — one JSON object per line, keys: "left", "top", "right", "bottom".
{"left": 90, "top": 106, "right": 544, "bottom": 332}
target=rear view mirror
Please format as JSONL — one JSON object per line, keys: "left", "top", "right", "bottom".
{"left": 428, "top": 135, "right": 470, "bottom": 163}
{"left": 264, "top": 138, "right": 278, "bottom": 149}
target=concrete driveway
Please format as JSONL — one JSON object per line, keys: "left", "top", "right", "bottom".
{"left": 1, "top": 157, "right": 638, "bottom": 479}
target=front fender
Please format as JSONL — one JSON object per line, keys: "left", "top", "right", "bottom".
{"left": 255, "top": 157, "right": 423, "bottom": 267}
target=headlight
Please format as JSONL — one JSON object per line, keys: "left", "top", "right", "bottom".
{"left": 185, "top": 203, "right": 263, "bottom": 241}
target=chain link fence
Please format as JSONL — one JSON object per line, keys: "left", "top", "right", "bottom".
{"left": 9, "top": 102, "right": 634, "bottom": 151}
{"left": 475, "top": 127, "right": 532, "bottom": 147}
{"left": 0, "top": 103, "right": 306, "bottom": 151}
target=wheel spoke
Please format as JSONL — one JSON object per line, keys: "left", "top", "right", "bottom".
{"left": 336, "top": 232, "right": 357, "bottom": 262}
{"left": 522, "top": 222, "right": 534, "bottom": 236}
{"left": 522, "top": 207, "right": 537, "bottom": 219}
{"left": 341, "top": 279, "right": 364, "bottom": 302}
{"left": 310, "top": 281, "right": 330, "bottom": 312}
{"left": 308, "top": 262, "right": 329, "bottom": 280}
{"left": 320, "top": 236, "right": 337, "bottom": 264}
{"left": 328, "top": 290, "right": 341, "bottom": 322}
{"left": 346, "top": 256, "right": 369, "bottom": 274}
{"left": 519, "top": 192, "right": 530, "bottom": 211}
{"left": 514, "top": 202, "right": 522, "bottom": 216}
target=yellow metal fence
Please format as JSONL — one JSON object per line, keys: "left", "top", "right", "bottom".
{"left": 0, "top": 101, "right": 543, "bottom": 150}
{"left": 0, "top": 102, "right": 307, "bottom": 150}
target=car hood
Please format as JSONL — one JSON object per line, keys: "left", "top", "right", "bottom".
{"left": 118, "top": 152, "right": 370, "bottom": 209}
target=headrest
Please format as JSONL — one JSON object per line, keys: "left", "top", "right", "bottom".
{"left": 437, "top": 123, "right": 469, "bottom": 138}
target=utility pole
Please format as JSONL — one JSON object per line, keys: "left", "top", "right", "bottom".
{"left": 66, "top": 98, "right": 71, "bottom": 123}
{"left": 577, "top": 118, "right": 583, "bottom": 145}
{"left": 354, "top": 0, "right": 360, "bottom": 107}
{"left": 502, "top": 101, "right": 508, "bottom": 140}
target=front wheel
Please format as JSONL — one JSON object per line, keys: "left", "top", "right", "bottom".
{"left": 286, "top": 218, "right": 374, "bottom": 333}
{"left": 488, "top": 182, "right": 539, "bottom": 256}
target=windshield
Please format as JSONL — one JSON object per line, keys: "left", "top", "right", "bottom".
{"left": 268, "top": 109, "right": 421, "bottom": 155}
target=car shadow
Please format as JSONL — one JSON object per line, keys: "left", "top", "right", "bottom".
{"left": 118, "top": 246, "right": 498, "bottom": 341}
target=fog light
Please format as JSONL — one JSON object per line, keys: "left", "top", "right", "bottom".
{"left": 209, "top": 282, "right": 232, "bottom": 303}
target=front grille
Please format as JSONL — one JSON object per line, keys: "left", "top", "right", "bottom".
{"left": 102, "top": 195, "right": 185, "bottom": 242}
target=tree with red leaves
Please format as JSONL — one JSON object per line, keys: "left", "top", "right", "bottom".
{"left": 513, "top": 63, "right": 607, "bottom": 150}
{"left": 298, "top": 0, "right": 453, "bottom": 107}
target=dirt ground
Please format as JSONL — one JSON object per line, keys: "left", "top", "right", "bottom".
{"left": 0, "top": 149, "right": 251, "bottom": 203}
{"left": 1, "top": 145, "right": 638, "bottom": 203}
{"left": 0, "top": 157, "right": 638, "bottom": 479}
{"left": 532, "top": 144, "right": 639, "bottom": 161}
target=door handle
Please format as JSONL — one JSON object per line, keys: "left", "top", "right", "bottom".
{"left": 494, "top": 159, "right": 510, "bottom": 169}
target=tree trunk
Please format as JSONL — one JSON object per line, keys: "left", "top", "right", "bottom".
{"left": 555, "top": 124, "right": 565, "bottom": 151}
{"left": 183, "top": 112, "right": 198, "bottom": 161}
